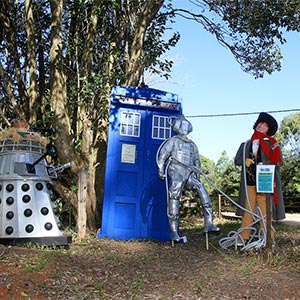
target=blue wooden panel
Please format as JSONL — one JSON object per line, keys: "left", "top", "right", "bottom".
{"left": 98, "top": 86, "right": 182, "bottom": 241}
{"left": 114, "top": 202, "right": 136, "bottom": 229}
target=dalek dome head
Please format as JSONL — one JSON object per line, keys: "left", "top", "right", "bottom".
{"left": 0, "top": 122, "right": 48, "bottom": 155}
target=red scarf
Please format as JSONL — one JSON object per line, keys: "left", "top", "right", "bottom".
{"left": 251, "top": 131, "right": 282, "bottom": 204}
{"left": 251, "top": 131, "right": 282, "bottom": 164}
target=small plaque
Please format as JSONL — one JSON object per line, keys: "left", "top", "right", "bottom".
{"left": 121, "top": 144, "right": 136, "bottom": 164}
{"left": 256, "top": 164, "right": 275, "bottom": 193}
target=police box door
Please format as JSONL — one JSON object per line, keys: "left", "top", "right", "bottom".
{"left": 99, "top": 107, "right": 176, "bottom": 241}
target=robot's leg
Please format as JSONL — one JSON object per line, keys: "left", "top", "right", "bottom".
{"left": 198, "top": 183, "right": 220, "bottom": 233}
{"left": 168, "top": 199, "right": 181, "bottom": 242}
{"left": 202, "top": 203, "right": 220, "bottom": 233}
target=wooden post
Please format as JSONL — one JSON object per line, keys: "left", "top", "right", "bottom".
{"left": 205, "top": 232, "right": 209, "bottom": 250}
{"left": 266, "top": 194, "right": 272, "bottom": 247}
{"left": 218, "top": 194, "right": 222, "bottom": 219}
{"left": 77, "top": 168, "right": 88, "bottom": 240}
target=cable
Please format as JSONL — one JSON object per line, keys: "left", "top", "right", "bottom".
{"left": 197, "top": 165, "right": 270, "bottom": 251}
{"left": 186, "top": 108, "right": 300, "bottom": 118}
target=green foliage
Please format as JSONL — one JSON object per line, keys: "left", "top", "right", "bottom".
{"left": 175, "top": 1, "right": 300, "bottom": 78}
{"left": 276, "top": 113, "right": 300, "bottom": 210}
{"left": 199, "top": 155, "right": 218, "bottom": 194}
{"left": 280, "top": 155, "right": 300, "bottom": 201}
{"left": 203, "top": 151, "right": 240, "bottom": 197}
{"left": 3, "top": 1, "right": 300, "bottom": 126}
{"left": 0, "top": 0, "right": 179, "bottom": 127}
{"left": 143, "top": 3, "right": 180, "bottom": 79}
{"left": 218, "top": 162, "right": 240, "bottom": 197}
{"left": 206, "top": 0, "right": 300, "bottom": 77}
{"left": 276, "top": 113, "right": 300, "bottom": 156}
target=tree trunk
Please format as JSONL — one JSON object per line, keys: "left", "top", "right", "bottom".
{"left": 49, "top": 0, "right": 78, "bottom": 169}
{"left": 77, "top": 0, "right": 103, "bottom": 232}
{"left": 49, "top": 0, "right": 83, "bottom": 233}
{"left": 25, "top": 0, "right": 38, "bottom": 124}
{"left": 0, "top": 0, "right": 28, "bottom": 118}
{"left": 80, "top": 115, "right": 99, "bottom": 230}
{"left": 36, "top": 6, "right": 46, "bottom": 126}
{"left": 125, "top": 0, "right": 164, "bottom": 86}
{"left": 0, "top": 62, "right": 24, "bottom": 121}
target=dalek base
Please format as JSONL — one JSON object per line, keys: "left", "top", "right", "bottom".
{"left": 0, "top": 235, "right": 72, "bottom": 247}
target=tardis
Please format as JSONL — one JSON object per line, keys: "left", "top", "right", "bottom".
{"left": 98, "top": 86, "right": 182, "bottom": 241}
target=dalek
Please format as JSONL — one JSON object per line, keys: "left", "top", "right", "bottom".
{"left": 0, "top": 122, "right": 72, "bottom": 246}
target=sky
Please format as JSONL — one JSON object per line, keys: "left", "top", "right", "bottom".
{"left": 151, "top": 1, "right": 300, "bottom": 162}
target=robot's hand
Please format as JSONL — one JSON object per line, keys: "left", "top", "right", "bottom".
{"left": 158, "top": 169, "right": 165, "bottom": 180}
{"left": 245, "top": 158, "right": 255, "bottom": 167}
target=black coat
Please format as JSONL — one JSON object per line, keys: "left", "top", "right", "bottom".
{"left": 234, "top": 139, "right": 286, "bottom": 221}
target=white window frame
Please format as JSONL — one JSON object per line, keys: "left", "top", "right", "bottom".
{"left": 120, "top": 111, "right": 141, "bottom": 137}
{"left": 152, "top": 115, "right": 172, "bottom": 140}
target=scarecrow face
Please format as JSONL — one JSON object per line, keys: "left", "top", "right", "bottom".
{"left": 255, "top": 121, "right": 269, "bottom": 134}
{"left": 253, "top": 112, "right": 278, "bottom": 136}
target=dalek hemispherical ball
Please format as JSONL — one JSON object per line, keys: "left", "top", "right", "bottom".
{"left": 0, "top": 128, "right": 71, "bottom": 246}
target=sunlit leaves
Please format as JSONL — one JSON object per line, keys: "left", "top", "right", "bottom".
{"left": 176, "top": 0, "right": 300, "bottom": 78}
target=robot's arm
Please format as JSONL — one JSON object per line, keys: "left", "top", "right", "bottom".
{"left": 157, "top": 139, "right": 174, "bottom": 179}
{"left": 192, "top": 142, "right": 201, "bottom": 178}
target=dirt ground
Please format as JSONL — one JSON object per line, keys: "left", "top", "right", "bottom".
{"left": 0, "top": 217, "right": 300, "bottom": 300}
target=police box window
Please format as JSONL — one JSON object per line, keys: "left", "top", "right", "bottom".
{"left": 120, "top": 112, "right": 141, "bottom": 137}
{"left": 152, "top": 115, "right": 172, "bottom": 140}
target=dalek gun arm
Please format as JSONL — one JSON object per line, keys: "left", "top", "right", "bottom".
{"left": 47, "top": 162, "right": 72, "bottom": 179}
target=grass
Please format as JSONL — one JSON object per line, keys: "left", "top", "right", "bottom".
{"left": 3, "top": 216, "right": 300, "bottom": 300}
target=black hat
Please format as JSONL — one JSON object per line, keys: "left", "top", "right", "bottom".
{"left": 253, "top": 112, "right": 278, "bottom": 136}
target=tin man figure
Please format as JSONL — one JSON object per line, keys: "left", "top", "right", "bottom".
{"left": 157, "top": 115, "right": 220, "bottom": 243}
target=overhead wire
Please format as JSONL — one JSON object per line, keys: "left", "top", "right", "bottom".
{"left": 186, "top": 108, "right": 300, "bottom": 118}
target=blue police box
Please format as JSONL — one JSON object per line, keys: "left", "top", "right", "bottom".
{"left": 97, "top": 86, "right": 182, "bottom": 241}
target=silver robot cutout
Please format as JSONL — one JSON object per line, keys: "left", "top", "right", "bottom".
{"left": 157, "top": 115, "right": 220, "bottom": 243}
